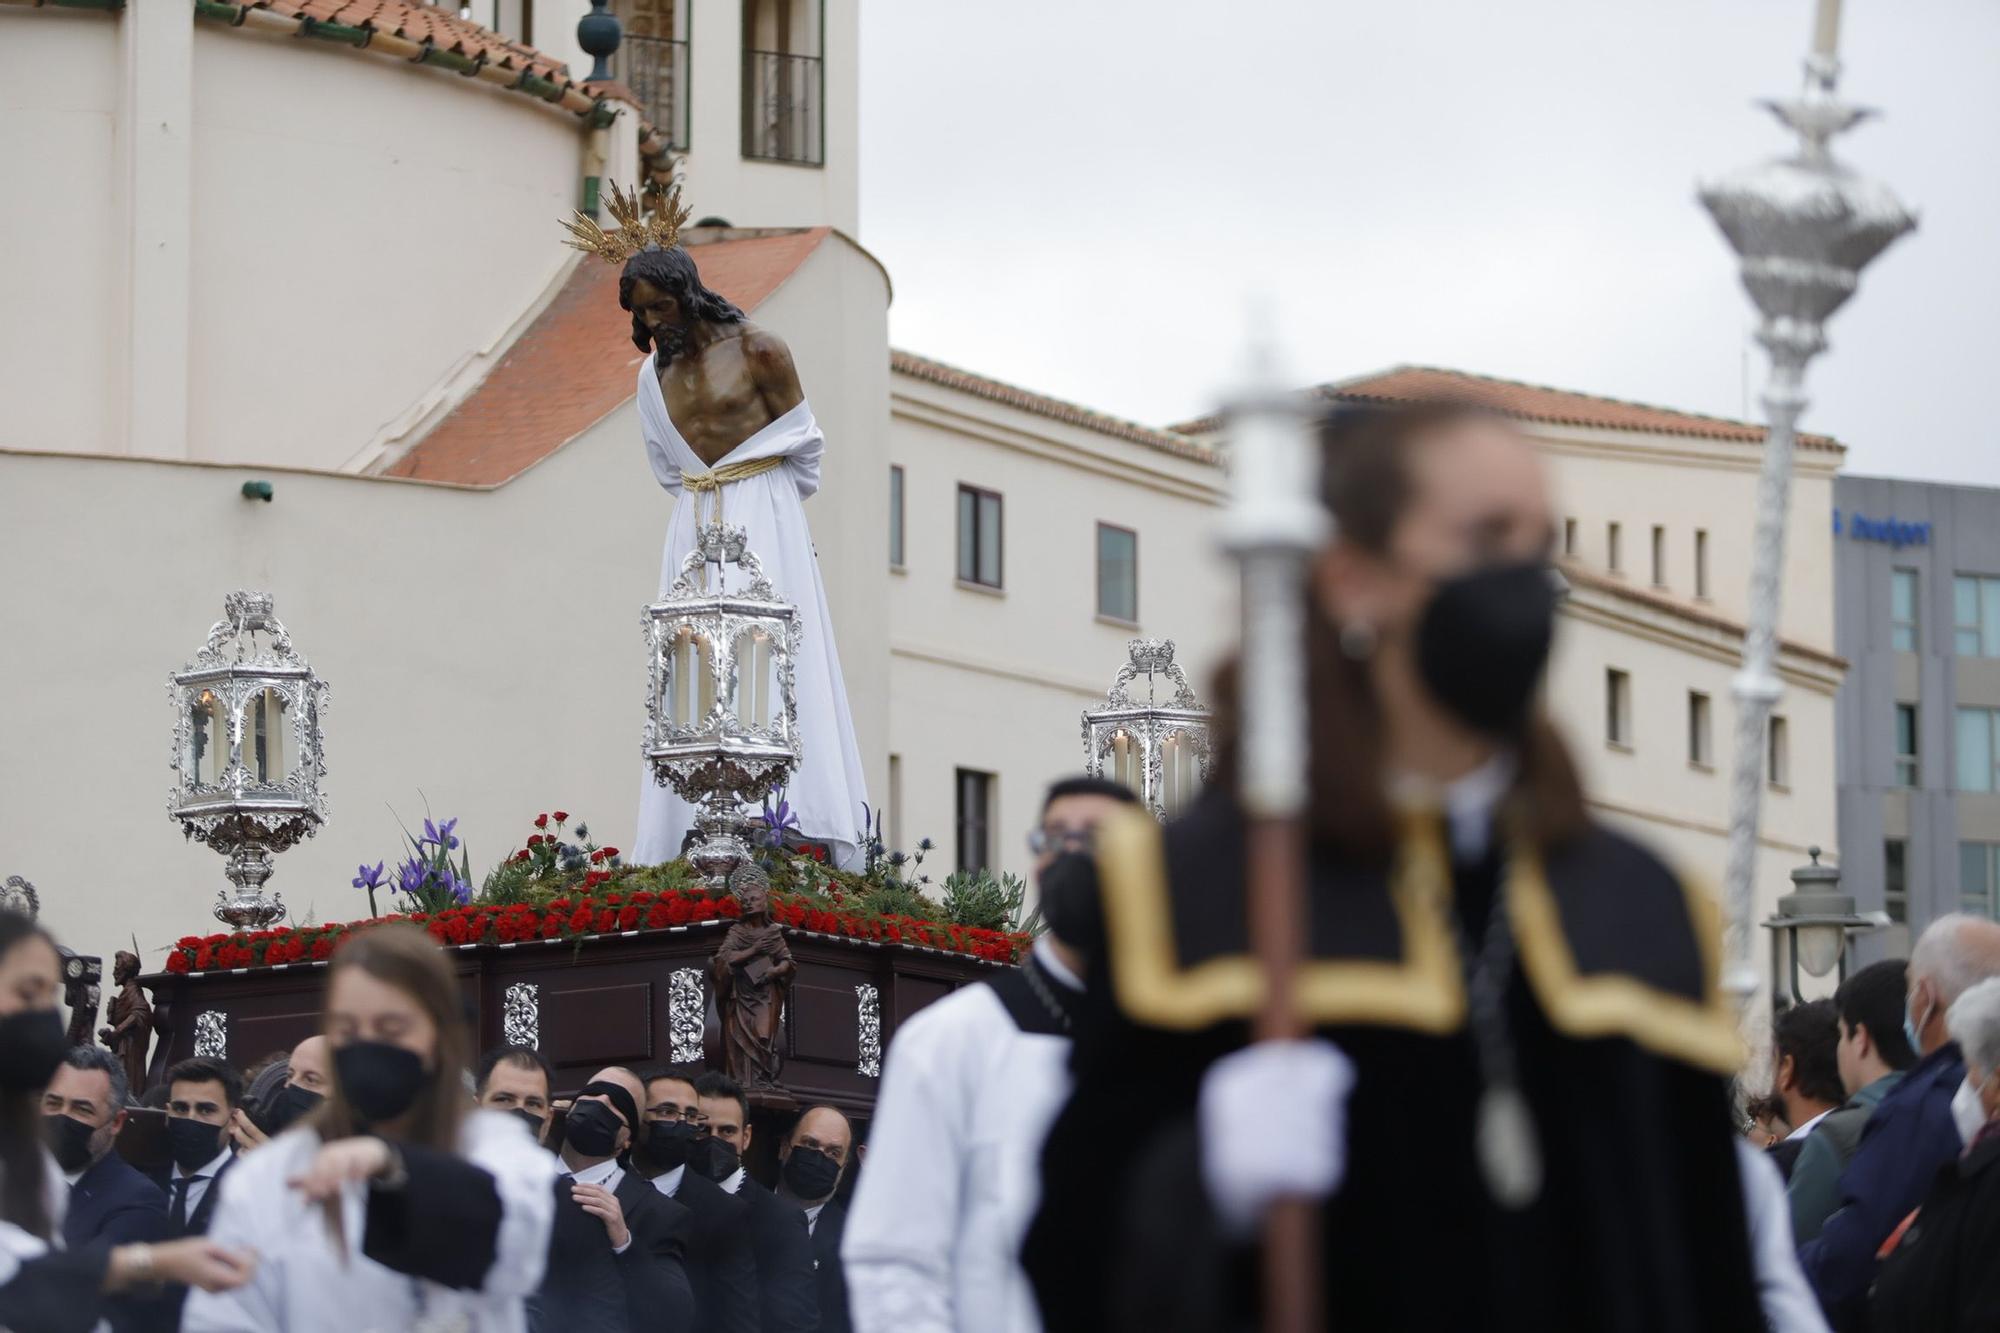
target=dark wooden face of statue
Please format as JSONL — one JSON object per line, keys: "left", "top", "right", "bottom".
{"left": 628, "top": 277, "right": 806, "bottom": 469}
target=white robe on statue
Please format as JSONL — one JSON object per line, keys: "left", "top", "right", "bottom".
{"left": 633, "top": 351, "right": 869, "bottom": 869}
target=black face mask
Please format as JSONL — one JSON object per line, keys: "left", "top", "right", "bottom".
{"left": 639, "top": 1119, "right": 700, "bottom": 1172}
{"left": 1414, "top": 561, "right": 1558, "bottom": 737}
{"left": 165, "top": 1115, "right": 228, "bottom": 1173}
{"left": 692, "top": 1134, "right": 741, "bottom": 1183}
{"left": 0, "top": 1011, "right": 66, "bottom": 1093}
{"left": 507, "top": 1107, "right": 547, "bottom": 1140}
{"left": 43, "top": 1113, "right": 98, "bottom": 1174}
{"left": 563, "top": 1101, "right": 624, "bottom": 1159}
{"left": 262, "top": 1082, "right": 324, "bottom": 1135}
{"left": 333, "top": 1041, "right": 430, "bottom": 1125}
{"left": 1036, "top": 853, "right": 1100, "bottom": 954}
{"left": 781, "top": 1146, "right": 842, "bottom": 1202}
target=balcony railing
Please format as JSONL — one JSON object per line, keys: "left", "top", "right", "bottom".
{"left": 622, "top": 34, "right": 689, "bottom": 151}
{"left": 742, "top": 49, "right": 823, "bottom": 166}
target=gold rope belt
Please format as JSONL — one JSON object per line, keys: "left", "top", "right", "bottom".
{"left": 682, "top": 456, "right": 783, "bottom": 530}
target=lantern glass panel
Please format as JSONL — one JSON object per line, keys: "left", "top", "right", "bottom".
{"left": 665, "top": 626, "right": 718, "bottom": 728}
{"left": 189, "top": 690, "right": 227, "bottom": 787}
{"left": 1109, "top": 730, "right": 1139, "bottom": 792}
{"left": 732, "top": 628, "right": 776, "bottom": 731}
{"left": 1162, "top": 731, "right": 1197, "bottom": 816}
{"left": 252, "top": 688, "right": 289, "bottom": 784}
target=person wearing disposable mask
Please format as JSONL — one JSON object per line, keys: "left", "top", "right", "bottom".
{"left": 0, "top": 911, "right": 253, "bottom": 1329}
{"left": 1024, "top": 402, "right": 1782, "bottom": 1333}
{"left": 184, "top": 923, "right": 557, "bottom": 1331}
{"left": 1871, "top": 975, "right": 2000, "bottom": 1329}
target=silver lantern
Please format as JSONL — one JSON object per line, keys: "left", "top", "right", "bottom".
{"left": 1082, "top": 639, "right": 1211, "bottom": 820}
{"left": 644, "top": 525, "right": 802, "bottom": 886}
{"left": 168, "top": 592, "right": 330, "bottom": 929}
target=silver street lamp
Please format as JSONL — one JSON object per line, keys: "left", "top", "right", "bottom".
{"left": 1700, "top": 0, "right": 1914, "bottom": 1001}
{"left": 644, "top": 524, "right": 802, "bottom": 887}
{"left": 1082, "top": 638, "right": 1211, "bottom": 820}
{"left": 1762, "top": 846, "right": 1879, "bottom": 1013}
{"left": 168, "top": 592, "right": 331, "bottom": 929}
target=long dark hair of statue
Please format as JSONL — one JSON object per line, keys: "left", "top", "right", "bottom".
{"left": 619, "top": 245, "right": 746, "bottom": 359}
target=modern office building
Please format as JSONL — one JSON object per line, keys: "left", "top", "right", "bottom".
{"left": 1834, "top": 474, "right": 2000, "bottom": 957}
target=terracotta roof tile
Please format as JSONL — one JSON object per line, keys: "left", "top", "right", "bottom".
{"left": 889, "top": 351, "right": 1221, "bottom": 467}
{"left": 247, "top": 0, "right": 566, "bottom": 79}
{"left": 385, "top": 230, "right": 830, "bottom": 487}
{"left": 1172, "top": 364, "right": 1842, "bottom": 453}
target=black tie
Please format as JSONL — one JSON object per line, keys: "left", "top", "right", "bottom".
{"left": 170, "top": 1176, "right": 207, "bottom": 1235}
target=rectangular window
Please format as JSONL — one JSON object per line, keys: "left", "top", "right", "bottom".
{"left": 1695, "top": 529, "right": 1710, "bottom": 599}
{"left": 1651, "top": 525, "right": 1666, "bottom": 587}
{"left": 1563, "top": 519, "right": 1577, "bottom": 557}
{"left": 888, "top": 466, "right": 905, "bottom": 569}
{"left": 1688, "top": 691, "right": 1712, "bottom": 768}
{"left": 1960, "top": 842, "right": 2000, "bottom": 919}
{"left": 1894, "top": 703, "right": 1919, "bottom": 788}
{"left": 1768, "top": 715, "right": 1790, "bottom": 789}
{"left": 1959, "top": 706, "right": 2000, "bottom": 793}
{"left": 956, "top": 485, "right": 1003, "bottom": 588}
{"left": 1955, "top": 575, "right": 2000, "bottom": 657}
{"left": 1096, "top": 524, "right": 1138, "bottom": 623}
{"left": 1891, "top": 568, "right": 1918, "bottom": 652}
{"left": 954, "top": 767, "right": 994, "bottom": 873}
{"left": 1885, "top": 839, "right": 1908, "bottom": 924}
{"left": 1606, "top": 669, "right": 1631, "bottom": 748}
{"left": 1607, "top": 523, "right": 1622, "bottom": 574}
{"left": 740, "top": 0, "right": 825, "bottom": 165}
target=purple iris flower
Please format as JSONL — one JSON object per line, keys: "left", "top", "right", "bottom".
{"left": 421, "top": 817, "right": 461, "bottom": 851}
{"left": 396, "top": 858, "right": 428, "bottom": 898}
{"left": 352, "top": 862, "right": 385, "bottom": 892}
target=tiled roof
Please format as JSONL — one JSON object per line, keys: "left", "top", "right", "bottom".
{"left": 1173, "top": 364, "right": 1841, "bottom": 453}
{"left": 385, "top": 229, "right": 831, "bottom": 487}
{"left": 1561, "top": 560, "right": 1844, "bottom": 669}
{"left": 244, "top": 0, "right": 566, "bottom": 78}
{"left": 890, "top": 351, "right": 1222, "bottom": 467}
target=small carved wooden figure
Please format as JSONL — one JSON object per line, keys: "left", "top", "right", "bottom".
{"left": 710, "top": 863, "right": 795, "bottom": 1088}
{"left": 97, "top": 950, "right": 153, "bottom": 1097}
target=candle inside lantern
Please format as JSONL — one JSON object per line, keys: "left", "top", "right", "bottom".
{"left": 1811, "top": 0, "right": 1841, "bottom": 58}
{"left": 1112, "top": 730, "right": 1133, "bottom": 790}
{"left": 1162, "top": 732, "right": 1182, "bottom": 814}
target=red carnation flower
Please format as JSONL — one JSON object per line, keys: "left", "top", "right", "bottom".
{"left": 600, "top": 848, "right": 619, "bottom": 860}
{"left": 619, "top": 905, "right": 641, "bottom": 931}
{"left": 534, "top": 814, "right": 549, "bottom": 830}
{"left": 165, "top": 952, "right": 191, "bottom": 974}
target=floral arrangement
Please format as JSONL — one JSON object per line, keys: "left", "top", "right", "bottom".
{"left": 164, "top": 880, "right": 1026, "bottom": 974}
{"left": 351, "top": 814, "right": 475, "bottom": 916}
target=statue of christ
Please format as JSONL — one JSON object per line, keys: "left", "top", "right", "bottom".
{"left": 574, "top": 203, "right": 868, "bottom": 869}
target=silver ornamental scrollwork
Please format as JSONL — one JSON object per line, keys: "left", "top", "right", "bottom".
{"left": 192, "top": 1010, "right": 228, "bottom": 1060}
{"left": 669, "top": 968, "right": 705, "bottom": 1063}
{"left": 1082, "top": 639, "right": 1212, "bottom": 821}
{"left": 0, "top": 877, "right": 38, "bottom": 919}
{"left": 855, "top": 983, "right": 881, "bottom": 1078}
{"left": 503, "top": 983, "right": 539, "bottom": 1049}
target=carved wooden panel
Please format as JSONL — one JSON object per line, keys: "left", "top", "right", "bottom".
{"left": 543, "top": 981, "right": 654, "bottom": 1069}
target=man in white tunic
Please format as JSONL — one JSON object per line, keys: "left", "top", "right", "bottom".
{"left": 566, "top": 185, "right": 868, "bottom": 868}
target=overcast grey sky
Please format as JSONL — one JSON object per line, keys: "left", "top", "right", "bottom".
{"left": 856, "top": 1, "right": 1999, "bottom": 485}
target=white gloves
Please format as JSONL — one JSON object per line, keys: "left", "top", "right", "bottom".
{"left": 1198, "top": 1038, "right": 1356, "bottom": 1235}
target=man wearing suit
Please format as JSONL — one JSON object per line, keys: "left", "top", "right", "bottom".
{"left": 45, "top": 1045, "right": 167, "bottom": 1331}
{"left": 640, "top": 1066, "right": 762, "bottom": 1333}
{"left": 777, "top": 1105, "right": 855, "bottom": 1333}
{"left": 696, "top": 1070, "right": 821, "bottom": 1333}
{"left": 152, "top": 1056, "right": 242, "bottom": 1329}
{"left": 536, "top": 1063, "right": 696, "bottom": 1333}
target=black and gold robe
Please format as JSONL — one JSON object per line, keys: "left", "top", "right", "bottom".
{"left": 1022, "top": 789, "right": 1762, "bottom": 1333}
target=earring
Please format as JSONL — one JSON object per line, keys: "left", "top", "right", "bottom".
{"left": 1339, "top": 621, "right": 1376, "bottom": 660}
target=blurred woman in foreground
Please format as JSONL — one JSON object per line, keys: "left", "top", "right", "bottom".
{"left": 185, "top": 923, "right": 556, "bottom": 1331}
{"left": 0, "top": 910, "right": 252, "bottom": 1330}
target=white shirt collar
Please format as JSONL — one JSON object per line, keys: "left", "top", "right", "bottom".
{"left": 721, "top": 1165, "right": 747, "bottom": 1195}
{"left": 1785, "top": 1109, "right": 1833, "bottom": 1141}
{"left": 804, "top": 1200, "right": 826, "bottom": 1232}
{"left": 649, "top": 1164, "right": 687, "bottom": 1198}
{"left": 61, "top": 1166, "right": 83, "bottom": 1188}
{"left": 1393, "top": 753, "right": 1515, "bottom": 863}
{"left": 1031, "top": 936, "right": 1083, "bottom": 992}
{"left": 565, "top": 1156, "right": 624, "bottom": 1189}
{"left": 174, "top": 1144, "right": 233, "bottom": 1181}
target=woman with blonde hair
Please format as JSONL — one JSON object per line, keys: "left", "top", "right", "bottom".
{"left": 185, "top": 923, "right": 556, "bottom": 1331}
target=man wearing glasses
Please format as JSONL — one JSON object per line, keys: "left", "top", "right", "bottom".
{"left": 638, "top": 1066, "right": 761, "bottom": 1333}
{"left": 843, "top": 776, "right": 1141, "bottom": 1333}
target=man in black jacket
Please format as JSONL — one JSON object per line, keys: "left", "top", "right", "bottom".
{"left": 536, "top": 1063, "right": 696, "bottom": 1332}
{"left": 150, "top": 1056, "right": 243, "bottom": 1330}
{"left": 776, "top": 1105, "right": 854, "bottom": 1333}
{"left": 46, "top": 1046, "right": 166, "bottom": 1333}
{"left": 696, "top": 1069, "right": 820, "bottom": 1333}
{"left": 639, "top": 1066, "right": 762, "bottom": 1333}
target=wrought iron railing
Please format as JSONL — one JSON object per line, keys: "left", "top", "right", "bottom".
{"left": 622, "top": 34, "right": 689, "bottom": 151}
{"left": 742, "top": 49, "right": 823, "bottom": 165}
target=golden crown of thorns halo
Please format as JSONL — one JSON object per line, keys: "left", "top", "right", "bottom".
{"left": 560, "top": 180, "right": 694, "bottom": 264}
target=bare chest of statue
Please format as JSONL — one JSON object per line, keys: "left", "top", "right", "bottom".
{"left": 660, "top": 333, "right": 776, "bottom": 467}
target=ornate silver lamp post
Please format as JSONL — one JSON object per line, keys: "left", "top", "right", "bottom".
{"left": 1762, "top": 846, "right": 1880, "bottom": 1015}
{"left": 168, "top": 592, "right": 330, "bottom": 928}
{"left": 644, "top": 525, "right": 802, "bottom": 886}
{"left": 1700, "top": 0, "right": 1914, "bottom": 1001}
{"left": 1082, "top": 638, "right": 1211, "bottom": 820}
